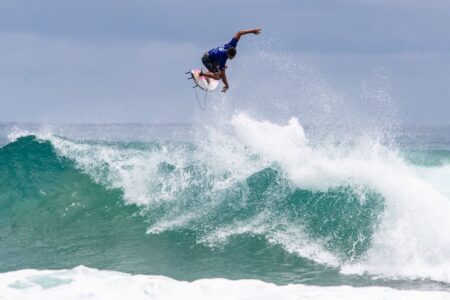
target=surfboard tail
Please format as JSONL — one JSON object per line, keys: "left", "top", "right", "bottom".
{"left": 188, "top": 69, "right": 219, "bottom": 92}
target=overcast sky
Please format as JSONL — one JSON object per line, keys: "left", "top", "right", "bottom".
{"left": 0, "top": 0, "right": 449, "bottom": 125}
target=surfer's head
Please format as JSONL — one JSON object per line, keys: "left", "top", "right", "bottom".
{"left": 227, "top": 47, "right": 236, "bottom": 59}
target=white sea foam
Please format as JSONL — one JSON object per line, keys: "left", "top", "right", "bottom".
{"left": 7, "top": 125, "right": 53, "bottom": 142}
{"left": 413, "top": 164, "right": 450, "bottom": 199}
{"left": 0, "top": 266, "right": 448, "bottom": 300}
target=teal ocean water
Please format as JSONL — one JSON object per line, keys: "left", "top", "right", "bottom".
{"left": 1, "top": 116, "right": 450, "bottom": 299}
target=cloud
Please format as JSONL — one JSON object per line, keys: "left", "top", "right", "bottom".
{"left": 1, "top": 0, "right": 449, "bottom": 54}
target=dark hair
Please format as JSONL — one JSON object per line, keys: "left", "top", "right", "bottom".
{"left": 227, "top": 47, "right": 236, "bottom": 58}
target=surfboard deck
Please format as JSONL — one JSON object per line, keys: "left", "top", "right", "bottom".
{"left": 190, "top": 69, "right": 219, "bottom": 92}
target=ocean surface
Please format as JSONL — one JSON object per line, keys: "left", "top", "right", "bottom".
{"left": 1, "top": 115, "right": 450, "bottom": 299}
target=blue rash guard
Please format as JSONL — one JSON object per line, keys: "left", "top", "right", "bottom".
{"left": 207, "top": 38, "right": 238, "bottom": 71}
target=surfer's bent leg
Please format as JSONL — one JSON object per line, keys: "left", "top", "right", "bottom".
{"left": 201, "top": 71, "right": 220, "bottom": 80}
{"left": 201, "top": 53, "right": 221, "bottom": 80}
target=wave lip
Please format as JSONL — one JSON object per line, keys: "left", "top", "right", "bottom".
{"left": 1, "top": 266, "right": 449, "bottom": 300}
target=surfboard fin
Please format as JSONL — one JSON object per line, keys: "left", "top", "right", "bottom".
{"left": 186, "top": 71, "right": 194, "bottom": 80}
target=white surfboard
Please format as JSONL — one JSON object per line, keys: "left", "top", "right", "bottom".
{"left": 190, "top": 69, "right": 219, "bottom": 92}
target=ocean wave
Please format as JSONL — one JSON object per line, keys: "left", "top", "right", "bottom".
{"left": 2, "top": 113, "right": 450, "bottom": 284}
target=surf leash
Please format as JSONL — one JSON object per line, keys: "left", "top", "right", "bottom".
{"left": 194, "top": 87, "right": 207, "bottom": 111}
{"left": 186, "top": 70, "right": 208, "bottom": 111}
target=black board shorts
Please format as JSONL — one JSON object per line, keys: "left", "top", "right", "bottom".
{"left": 202, "top": 53, "right": 219, "bottom": 73}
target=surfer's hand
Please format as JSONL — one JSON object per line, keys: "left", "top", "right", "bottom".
{"left": 253, "top": 28, "right": 262, "bottom": 35}
{"left": 222, "top": 85, "right": 229, "bottom": 93}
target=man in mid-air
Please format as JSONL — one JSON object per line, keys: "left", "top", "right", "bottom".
{"left": 200, "top": 28, "right": 262, "bottom": 93}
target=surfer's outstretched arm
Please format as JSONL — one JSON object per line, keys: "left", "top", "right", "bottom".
{"left": 234, "top": 28, "right": 262, "bottom": 41}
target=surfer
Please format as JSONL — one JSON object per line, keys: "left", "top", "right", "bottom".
{"left": 200, "top": 28, "right": 262, "bottom": 93}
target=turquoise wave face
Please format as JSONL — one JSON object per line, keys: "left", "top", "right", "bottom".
{"left": 0, "top": 136, "right": 142, "bottom": 271}
{"left": 0, "top": 136, "right": 387, "bottom": 286}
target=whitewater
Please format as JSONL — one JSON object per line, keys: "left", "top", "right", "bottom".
{"left": 1, "top": 109, "right": 450, "bottom": 299}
